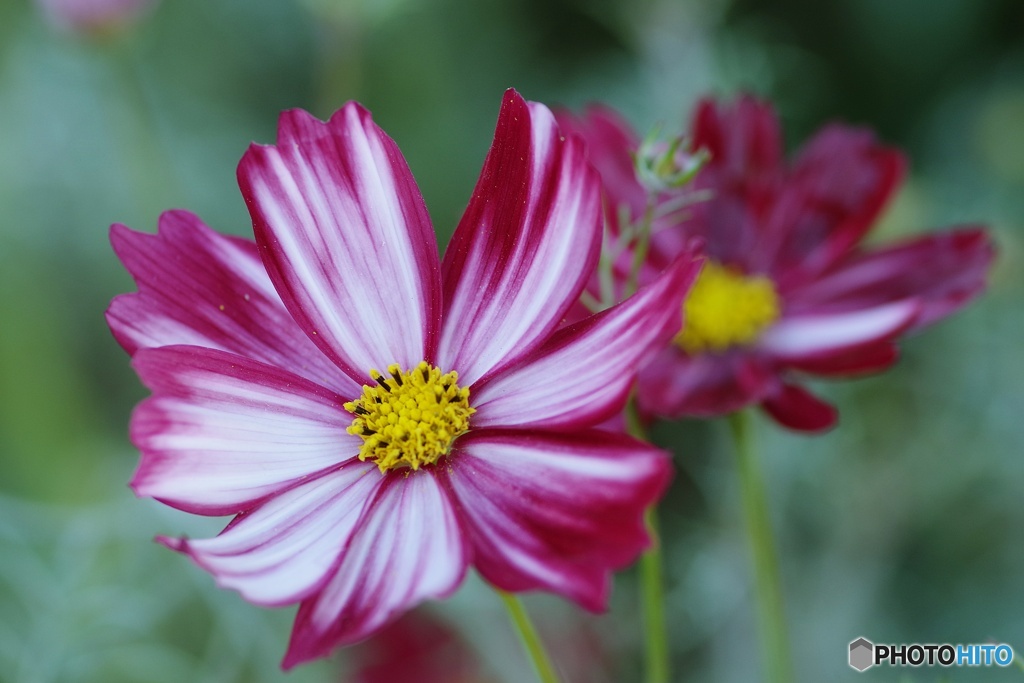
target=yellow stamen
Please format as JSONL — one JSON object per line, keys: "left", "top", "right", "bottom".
{"left": 344, "top": 361, "right": 474, "bottom": 473}
{"left": 675, "top": 261, "right": 781, "bottom": 354}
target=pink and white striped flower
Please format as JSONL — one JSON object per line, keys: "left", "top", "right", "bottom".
{"left": 558, "top": 95, "right": 995, "bottom": 432}
{"left": 107, "top": 89, "right": 700, "bottom": 667}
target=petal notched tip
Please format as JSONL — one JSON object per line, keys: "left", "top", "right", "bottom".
{"left": 273, "top": 103, "right": 377, "bottom": 147}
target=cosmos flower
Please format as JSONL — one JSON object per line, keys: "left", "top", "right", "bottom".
{"left": 35, "top": 0, "right": 156, "bottom": 34}
{"left": 558, "top": 95, "right": 994, "bottom": 431}
{"left": 349, "top": 612, "right": 490, "bottom": 683}
{"left": 350, "top": 608, "right": 615, "bottom": 683}
{"left": 107, "top": 90, "right": 699, "bottom": 667}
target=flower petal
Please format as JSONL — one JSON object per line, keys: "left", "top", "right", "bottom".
{"left": 442, "top": 429, "right": 671, "bottom": 612}
{"left": 106, "top": 211, "right": 358, "bottom": 397}
{"left": 786, "top": 227, "right": 995, "bottom": 328}
{"left": 437, "top": 89, "right": 602, "bottom": 385}
{"left": 636, "top": 347, "right": 776, "bottom": 418}
{"left": 760, "top": 383, "right": 837, "bottom": 432}
{"left": 691, "top": 94, "right": 783, "bottom": 178}
{"left": 681, "top": 95, "right": 786, "bottom": 269}
{"left": 785, "top": 342, "right": 899, "bottom": 377}
{"left": 766, "top": 124, "right": 906, "bottom": 286}
{"left": 758, "top": 300, "right": 919, "bottom": 362}
{"left": 130, "top": 345, "right": 358, "bottom": 516}
{"left": 161, "top": 462, "right": 382, "bottom": 606}
{"left": 555, "top": 105, "right": 646, "bottom": 221}
{"left": 238, "top": 104, "right": 442, "bottom": 382}
{"left": 283, "top": 472, "right": 466, "bottom": 669}
{"left": 472, "top": 255, "right": 701, "bottom": 429}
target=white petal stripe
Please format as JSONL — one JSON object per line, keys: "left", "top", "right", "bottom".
{"left": 284, "top": 472, "right": 465, "bottom": 665}
{"left": 107, "top": 213, "right": 359, "bottom": 397}
{"left": 239, "top": 104, "right": 440, "bottom": 383}
{"left": 177, "top": 463, "right": 382, "bottom": 606}
{"left": 759, "top": 300, "right": 918, "bottom": 359}
{"left": 130, "top": 346, "right": 360, "bottom": 515}
{"left": 471, "top": 256, "right": 697, "bottom": 429}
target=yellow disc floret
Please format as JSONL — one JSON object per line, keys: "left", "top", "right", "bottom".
{"left": 344, "top": 361, "right": 474, "bottom": 473}
{"left": 675, "top": 261, "right": 781, "bottom": 354}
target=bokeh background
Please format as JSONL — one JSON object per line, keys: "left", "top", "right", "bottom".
{"left": 0, "top": 0, "right": 1022, "bottom": 680}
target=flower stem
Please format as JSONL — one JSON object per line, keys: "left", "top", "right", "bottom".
{"left": 727, "top": 410, "right": 793, "bottom": 683}
{"left": 497, "top": 590, "right": 561, "bottom": 683}
{"left": 640, "top": 507, "right": 670, "bottom": 683}
{"left": 625, "top": 399, "right": 671, "bottom": 683}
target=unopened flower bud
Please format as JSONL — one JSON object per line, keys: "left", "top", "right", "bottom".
{"left": 634, "top": 125, "right": 709, "bottom": 193}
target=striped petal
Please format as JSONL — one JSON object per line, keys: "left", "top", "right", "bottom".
{"left": 637, "top": 347, "right": 777, "bottom": 418}
{"left": 161, "top": 462, "right": 382, "bottom": 606}
{"left": 130, "top": 345, "right": 358, "bottom": 516}
{"left": 786, "top": 227, "right": 994, "bottom": 329}
{"left": 238, "top": 104, "right": 441, "bottom": 383}
{"left": 471, "top": 255, "right": 700, "bottom": 429}
{"left": 759, "top": 300, "right": 919, "bottom": 362}
{"left": 437, "top": 89, "right": 602, "bottom": 385}
{"left": 442, "top": 429, "right": 670, "bottom": 612}
{"left": 106, "top": 211, "right": 358, "bottom": 396}
{"left": 283, "top": 472, "right": 466, "bottom": 669}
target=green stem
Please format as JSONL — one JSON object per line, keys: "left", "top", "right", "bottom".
{"left": 728, "top": 410, "right": 793, "bottom": 683}
{"left": 1011, "top": 645, "right": 1024, "bottom": 673}
{"left": 624, "top": 198, "right": 656, "bottom": 299}
{"left": 626, "top": 399, "right": 671, "bottom": 683}
{"left": 497, "top": 590, "right": 561, "bottom": 683}
{"left": 640, "top": 507, "right": 669, "bottom": 683}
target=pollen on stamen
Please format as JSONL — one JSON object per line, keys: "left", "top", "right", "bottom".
{"left": 675, "top": 261, "right": 781, "bottom": 354}
{"left": 344, "top": 361, "right": 474, "bottom": 473}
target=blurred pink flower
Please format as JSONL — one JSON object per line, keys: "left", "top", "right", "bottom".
{"left": 559, "top": 95, "right": 994, "bottom": 431}
{"left": 108, "top": 89, "right": 697, "bottom": 667}
{"left": 350, "top": 613, "right": 491, "bottom": 683}
{"left": 351, "top": 610, "right": 616, "bottom": 683}
{"left": 36, "top": 0, "right": 156, "bottom": 33}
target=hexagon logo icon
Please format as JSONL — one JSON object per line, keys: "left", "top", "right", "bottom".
{"left": 849, "top": 637, "right": 874, "bottom": 671}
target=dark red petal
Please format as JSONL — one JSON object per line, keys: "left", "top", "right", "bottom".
{"left": 636, "top": 347, "right": 776, "bottom": 419}
{"left": 760, "top": 383, "right": 838, "bottom": 432}
{"left": 786, "top": 343, "right": 899, "bottom": 377}
{"left": 691, "top": 94, "right": 783, "bottom": 177}
{"left": 767, "top": 125, "right": 906, "bottom": 286}
{"left": 352, "top": 613, "right": 482, "bottom": 683}
{"left": 786, "top": 227, "right": 995, "bottom": 329}
{"left": 555, "top": 104, "right": 647, "bottom": 221}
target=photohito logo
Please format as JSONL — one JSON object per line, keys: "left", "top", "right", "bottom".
{"left": 848, "top": 637, "right": 1014, "bottom": 671}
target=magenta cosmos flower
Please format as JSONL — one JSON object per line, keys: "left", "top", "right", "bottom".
{"left": 558, "top": 95, "right": 994, "bottom": 432}
{"left": 36, "top": 0, "right": 156, "bottom": 33}
{"left": 107, "top": 90, "right": 699, "bottom": 667}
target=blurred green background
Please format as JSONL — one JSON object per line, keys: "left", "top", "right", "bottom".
{"left": 0, "top": 0, "right": 1021, "bottom": 680}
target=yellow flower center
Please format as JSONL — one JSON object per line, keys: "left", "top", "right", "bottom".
{"left": 675, "top": 261, "right": 781, "bottom": 354}
{"left": 344, "top": 361, "right": 474, "bottom": 473}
